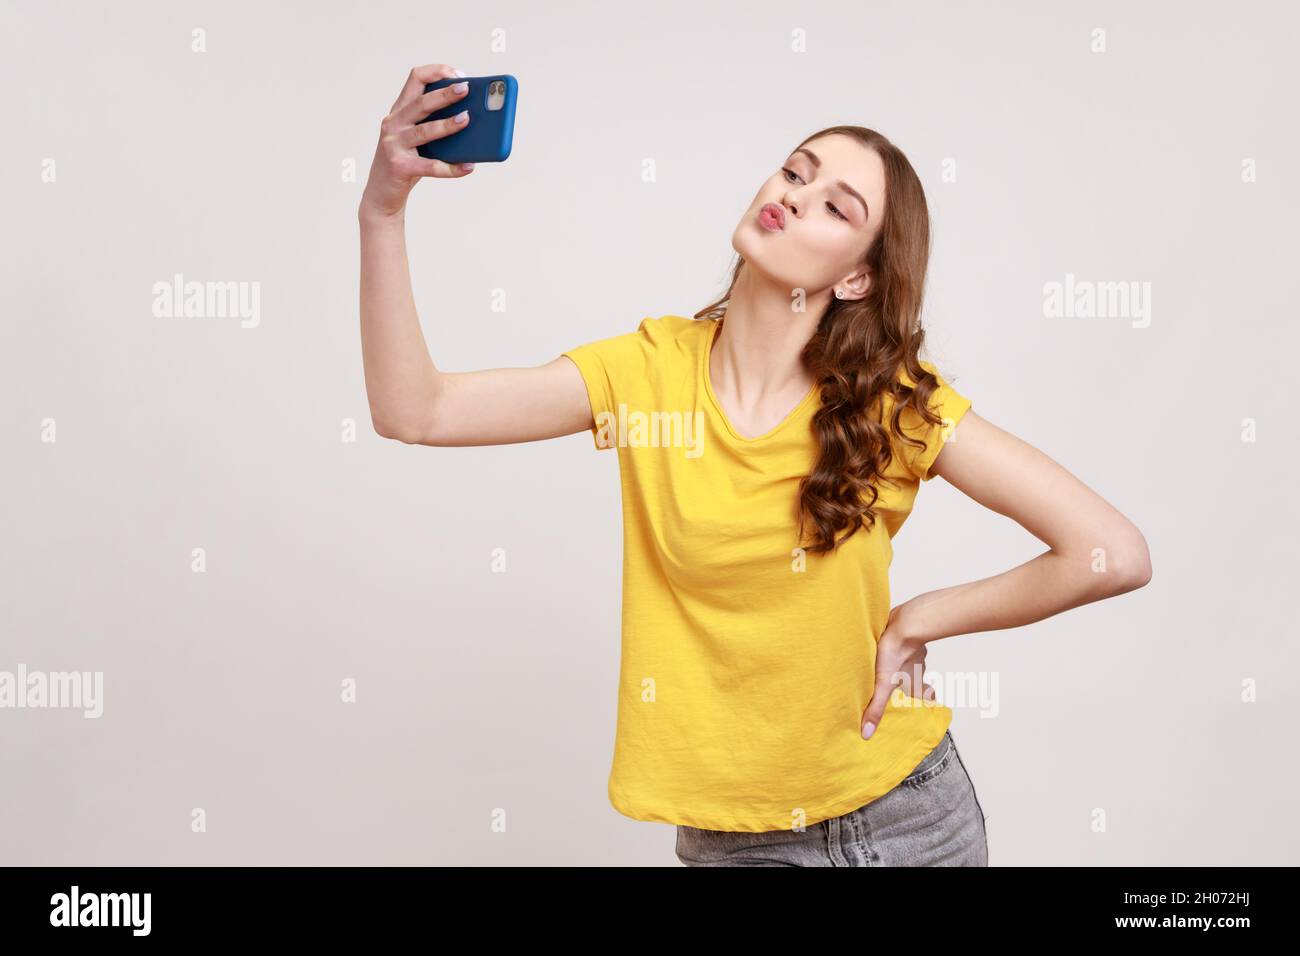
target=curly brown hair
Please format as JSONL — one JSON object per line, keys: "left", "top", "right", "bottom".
{"left": 693, "top": 125, "right": 954, "bottom": 555}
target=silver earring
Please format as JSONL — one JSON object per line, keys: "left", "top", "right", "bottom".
{"left": 835, "top": 290, "right": 843, "bottom": 299}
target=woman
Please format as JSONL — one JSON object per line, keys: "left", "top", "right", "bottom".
{"left": 358, "top": 64, "right": 1153, "bottom": 867}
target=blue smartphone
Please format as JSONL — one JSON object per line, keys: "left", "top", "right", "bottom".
{"left": 416, "top": 74, "right": 518, "bottom": 164}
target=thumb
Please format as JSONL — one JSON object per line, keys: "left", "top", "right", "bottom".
{"left": 861, "top": 672, "right": 900, "bottom": 740}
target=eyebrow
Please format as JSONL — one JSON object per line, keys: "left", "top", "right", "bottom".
{"left": 791, "top": 147, "right": 870, "bottom": 222}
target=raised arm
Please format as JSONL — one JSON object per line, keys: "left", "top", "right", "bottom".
{"left": 358, "top": 63, "right": 594, "bottom": 447}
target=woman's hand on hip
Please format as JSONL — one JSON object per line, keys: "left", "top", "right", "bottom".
{"left": 861, "top": 609, "right": 934, "bottom": 740}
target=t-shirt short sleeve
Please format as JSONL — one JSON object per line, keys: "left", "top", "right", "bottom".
{"left": 892, "top": 360, "right": 973, "bottom": 481}
{"left": 561, "top": 316, "right": 663, "bottom": 451}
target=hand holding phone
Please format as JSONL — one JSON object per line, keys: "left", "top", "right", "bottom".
{"left": 416, "top": 75, "right": 518, "bottom": 164}
{"left": 361, "top": 63, "right": 496, "bottom": 220}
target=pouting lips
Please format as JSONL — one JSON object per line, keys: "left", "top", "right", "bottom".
{"left": 759, "top": 203, "right": 785, "bottom": 230}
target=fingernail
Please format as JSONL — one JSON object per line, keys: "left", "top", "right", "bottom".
{"left": 454, "top": 110, "right": 468, "bottom": 124}
{"left": 452, "top": 81, "right": 467, "bottom": 94}
{"left": 453, "top": 69, "right": 466, "bottom": 77}
{"left": 862, "top": 721, "right": 875, "bottom": 739}
{"left": 460, "top": 163, "right": 475, "bottom": 171}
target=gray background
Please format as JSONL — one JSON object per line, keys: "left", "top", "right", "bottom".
{"left": 2, "top": 0, "right": 1296, "bottom": 865}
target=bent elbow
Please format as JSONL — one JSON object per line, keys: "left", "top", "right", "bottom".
{"left": 1110, "top": 533, "right": 1153, "bottom": 592}
{"left": 372, "top": 415, "right": 420, "bottom": 444}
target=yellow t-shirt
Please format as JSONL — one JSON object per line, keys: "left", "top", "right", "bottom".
{"left": 562, "top": 314, "right": 973, "bottom": 832}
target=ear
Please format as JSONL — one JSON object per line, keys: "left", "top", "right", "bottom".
{"left": 833, "top": 268, "right": 872, "bottom": 302}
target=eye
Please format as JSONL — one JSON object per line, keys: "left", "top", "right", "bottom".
{"left": 783, "top": 167, "right": 849, "bottom": 221}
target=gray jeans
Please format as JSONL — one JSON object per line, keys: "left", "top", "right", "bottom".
{"left": 674, "top": 730, "right": 988, "bottom": 866}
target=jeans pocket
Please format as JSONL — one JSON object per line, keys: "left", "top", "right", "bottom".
{"left": 948, "top": 737, "right": 988, "bottom": 839}
{"left": 900, "top": 730, "right": 955, "bottom": 787}
{"left": 675, "top": 826, "right": 692, "bottom": 865}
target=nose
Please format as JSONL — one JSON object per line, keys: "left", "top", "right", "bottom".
{"left": 782, "top": 190, "right": 801, "bottom": 219}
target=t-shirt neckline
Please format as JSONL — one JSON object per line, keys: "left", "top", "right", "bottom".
{"left": 699, "top": 318, "right": 819, "bottom": 445}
